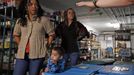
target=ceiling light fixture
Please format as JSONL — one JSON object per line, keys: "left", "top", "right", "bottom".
{"left": 106, "top": 23, "right": 120, "bottom": 29}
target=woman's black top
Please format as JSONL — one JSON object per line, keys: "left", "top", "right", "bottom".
{"left": 55, "top": 21, "right": 88, "bottom": 53}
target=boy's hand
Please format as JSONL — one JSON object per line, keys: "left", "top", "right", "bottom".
{"left": 39, "top": 69, "right": 45, "bottom": 75}
{"left": 45, "top": 68, "right": 49, "bottom": 72}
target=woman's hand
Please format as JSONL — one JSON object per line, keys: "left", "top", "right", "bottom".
{"left": 76, "top": 2, "right": 86, "bottom": 6}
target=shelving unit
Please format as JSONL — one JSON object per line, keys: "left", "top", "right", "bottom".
{"left": 88, "top": 33, "right": 101, "bottom": 60}
{"left": 90, "top": 40, "right": 101, "bottom": 60}
{"left": 78, "top": 32, "right": 101, "bottom": 62}
{"left": 0, "top": 1, "right": 17, "bottom": 75}
{"left": 79, "top": 37, "right": 91, "bottom": 62}
{"left": 114, "top": 30, "right": 131, "bottom": 61}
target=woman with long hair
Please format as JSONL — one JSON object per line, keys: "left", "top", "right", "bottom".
{"left": 13, "top": 0, "right": 55, "bottom": 75}
{"left": 55, "top": 8, "right": 88, "bottom": 66}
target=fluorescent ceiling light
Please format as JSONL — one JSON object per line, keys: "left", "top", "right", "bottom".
{"left": 106, "top": 23, "right": 120, "bottom": 29}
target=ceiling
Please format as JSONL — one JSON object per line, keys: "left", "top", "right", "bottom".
{"left": 39, "top": 0, "right": 134, "bottom": 33}
{"left": 0, "top": 0, "right": 133, "bottom": 33}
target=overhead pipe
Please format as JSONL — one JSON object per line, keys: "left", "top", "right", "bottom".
{"left": 118, "top": 8, "right": 126, "bottom": 24}
{"left": 113, "top": 7, "right": 125, "bottom": 24}
{"left": 102, "top": 8, "right": 116, "bottom": 23}
{"left": 115, "top": 8, "right": 124, "bottom": 24}
{"left": 121, "top": 8, "right": 126, "bottom": 24}
{"left": 120, "top": 7, "right": 130, "bottom": 29}
{"left": 128, "top": 6, "right": 132, "bottom": 24}
{"left": 122, "top": 7, "right": 128, "bottom": 24}
{"left": 110, "top": 8, "right": 120, "bottom": 23}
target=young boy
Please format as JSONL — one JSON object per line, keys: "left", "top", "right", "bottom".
{"left": 44, "top": 47, "right": 65, "bottom": 74}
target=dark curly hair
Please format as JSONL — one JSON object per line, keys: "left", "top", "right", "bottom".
{"left": 17, "top": 0, "right": 44, "bottom": 26}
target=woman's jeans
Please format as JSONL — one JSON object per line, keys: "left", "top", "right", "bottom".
{"left": 64, "top": 52, "right": 79, "bottom": 66}
{"left": 13, "top": 54, "right": 44, "bottom": 75}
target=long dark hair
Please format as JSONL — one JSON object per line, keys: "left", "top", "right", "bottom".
{"left": 17, "top": 0, "right": 44, "bottom": 26}
{"left": 64, "top": 8, "right": 77, "bottom": 26}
